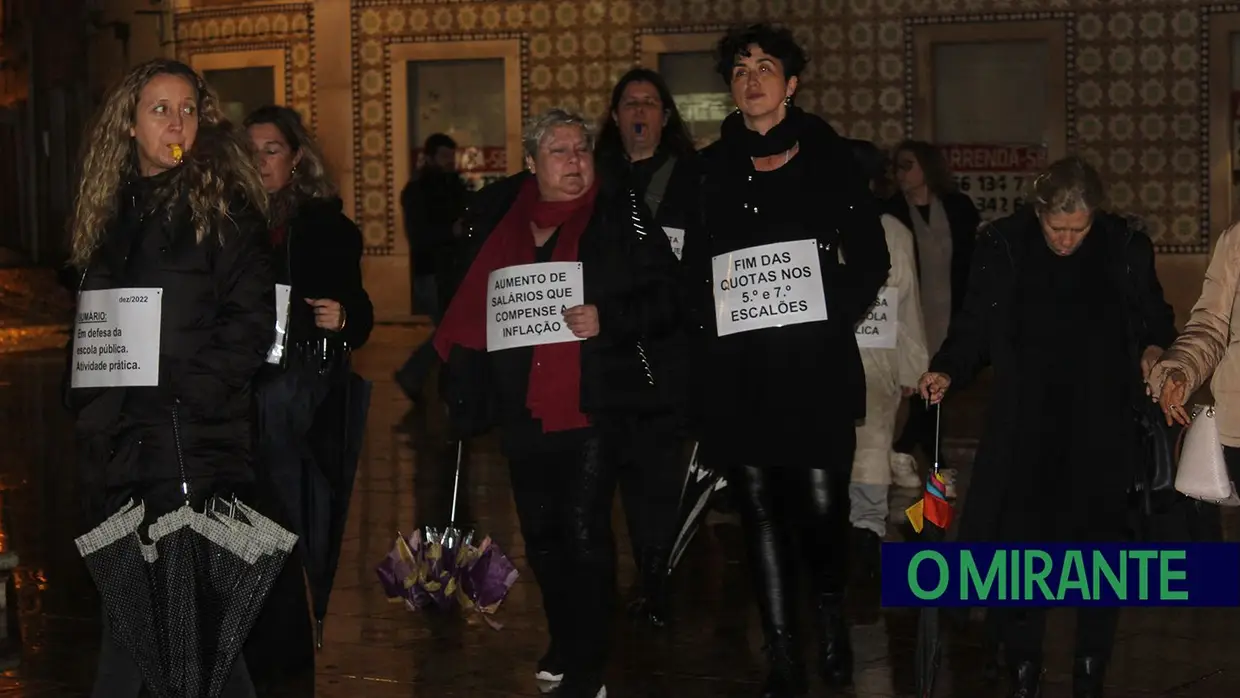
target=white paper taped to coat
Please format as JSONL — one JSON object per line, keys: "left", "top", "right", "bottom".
{"left": 71, "top": 288, "right": 163, "bottom": 388}
{"left": 711, "top": 239, "right": 828, "bottom": 337}
{"left": 486, "top": 262, "right": 584, "bottom": 351}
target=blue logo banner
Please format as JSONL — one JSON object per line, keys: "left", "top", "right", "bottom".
{"left": 880, "top": 543, "right": 1240, "bottom": 607}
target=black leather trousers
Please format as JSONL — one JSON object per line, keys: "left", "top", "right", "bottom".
{"left": 730, "top": 442, "right": 853, "bottom": 641}
{"left": 509, "top": 431, "right": 617, "bottom": 685}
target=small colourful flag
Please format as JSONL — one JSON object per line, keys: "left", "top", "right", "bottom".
{"left": 924, "top": 471, "right": 954, "bottom": 530}
{"left": 906, "top": 471, "right": 954, "bottom": 534}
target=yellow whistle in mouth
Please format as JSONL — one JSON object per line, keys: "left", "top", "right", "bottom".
{"left": 170, "top": 144, "right": 183, "bottom": 163}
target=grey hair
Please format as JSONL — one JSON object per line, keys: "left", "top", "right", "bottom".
{"left": 522, "top": 108, "right": 594, "bottom": 160}
{"left": 1030, "top": 156, "right": 1106, "bottom": 216}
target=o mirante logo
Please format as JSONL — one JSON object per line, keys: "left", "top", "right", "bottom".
{"left": 880, "top": 543, "right": 1240, "bottom": 607}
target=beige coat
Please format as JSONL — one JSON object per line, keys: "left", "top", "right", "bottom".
{"left": 852, "top": 214, "right": 929, "bottom": 484}
{"left": 1148, "top": 221, "right": 1240, "bottom": 447}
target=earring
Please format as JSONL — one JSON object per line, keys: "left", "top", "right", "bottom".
{"left": 784, "top": 96, "right": 792, "bottom": 106}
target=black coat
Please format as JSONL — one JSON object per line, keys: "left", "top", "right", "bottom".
{"left": 66, "top": 171, "right": 276, "bottom": 522}
{"left": 272, "top": 196, "right": 374, "bottom": 351}
{"left": 440, "top": 172, "right": 683, "bottom": 453}
{"left": 932, "top": 209, "right": 1177, "bottom": 542}
{"left": 401, "top": 167, "right": 470, "bottom": 278}
{"left": 598, "top": 147, "right": 703, "bottom": 238}
{"left": 682, "top": 109, "right": 891, "bottom": 470}
{"left": 885, "top": 191, "right": 981, "bottom": 318}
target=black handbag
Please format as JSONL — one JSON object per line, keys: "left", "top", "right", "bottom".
{"left": 1132, "top": 398, "right": 1184, "bottom": 511}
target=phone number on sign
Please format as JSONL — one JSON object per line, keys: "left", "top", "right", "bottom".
{"left": 954, "top": 173, "right": 1030, "bottom": 216}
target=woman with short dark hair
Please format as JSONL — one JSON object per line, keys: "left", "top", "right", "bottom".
{"left": 919, "top": 156, "right": 1176, "bottom": 697}
{"left": 683, "top": 23, "right": 890, "bottom": 696}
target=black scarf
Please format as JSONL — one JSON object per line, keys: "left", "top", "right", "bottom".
{"left": 721, "top": 104, "right": 805, "bottom": 158}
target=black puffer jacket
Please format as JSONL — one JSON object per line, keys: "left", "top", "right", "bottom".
{"left": 66, "top": 160, "right": 275, "bottom": 522}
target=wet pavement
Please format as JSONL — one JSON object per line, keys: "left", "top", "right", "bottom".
{"left": 0, "top": 325, "right": 1237, "bottom": 696}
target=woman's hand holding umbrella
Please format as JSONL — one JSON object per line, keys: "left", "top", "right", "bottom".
{"left": 918, "top": 371, "right": 952, "bottom": 405}
{"left": 306, "top": 297, "right": 346, "bottom": 331}
{"left": 1154, "top": 368, "right": 1191, "bottom": 427}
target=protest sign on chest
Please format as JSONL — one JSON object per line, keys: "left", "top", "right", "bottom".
{"left": 711, "top": 239, "right": 828, "bottom": 337}
{"left": 266, "top": 283, "right": 293, "bottom": 365}
{"left": 71, "top": 288, "right": 163, "bottom": 388}
{"left": 662, "top": 227, "right": 685, "bottom": 261}
{"left": 487, "top": 262, "right": 584, "bottom": 351}
{"left": 855, "top": 286, "right": 898, "bottom": 349}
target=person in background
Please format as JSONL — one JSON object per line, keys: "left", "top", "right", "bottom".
{"left": 244, "top": 105, "right": 373, "bottom": 661}
{"left": 1148, "top": 211, "right": 1240, "bottom": 493}
{"left": 887, "top": 140, "right": 980, "bottom": 480}
{"left": 845, "top": 139, "right": 928, "bottom": 575}
{"left": 593, "top": 67, "right": 699, "bottom": 627}
{"left": 434, "top": 108, "right": 681, "bottom": 698}
{"left": 395, "top": 133, "right": 469, "bottom": 403}
{"left": 682, "top": 23, "right": 890, "bottom": 695}
{"left": 65, "top": 58, "right": 274, "bottom": 698}
{"left": 918, "top": 157, "right": 1175, "bottom": 698}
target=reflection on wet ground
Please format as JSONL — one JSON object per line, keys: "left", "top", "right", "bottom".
{"left": 0, "top": 325, "right": 1236, "bottom": 696}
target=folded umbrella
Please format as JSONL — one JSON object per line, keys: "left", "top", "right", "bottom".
{"left": 905, "top": 402, "right": 954, "bottom": 698}
{"left": 375, "top": 440, "right": 518, "bottom": 625}
{"left": 75, "top": 406, "right": 297, "bottom": 698}
{"left": 668, "top": 442, "right": 727, "bottom": 573}
{"left": 304, "top": 361, "right": 372, "bottom": 647}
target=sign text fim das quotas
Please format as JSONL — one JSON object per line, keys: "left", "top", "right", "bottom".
{"left": 880, "top": 543, "right": 1240, "bottom": 607}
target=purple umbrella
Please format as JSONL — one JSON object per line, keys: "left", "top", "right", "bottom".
{"left": 375, "top": 442, "right": 518, "bottom": 624}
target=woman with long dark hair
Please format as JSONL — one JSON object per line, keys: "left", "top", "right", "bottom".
{"left": 888, "top": 140, "right": 980, "bottom": 476}
{"left": 594, "top": 67, "right": 698, "bottom": 626}
{"left": 682, "top": 23, "right": 890, "bottom": 696}
{"left": 243, "top": 104, "right": 373, "bottom": 648}
{"left": 65, "top": 58, "right": 274, "bottom": 697}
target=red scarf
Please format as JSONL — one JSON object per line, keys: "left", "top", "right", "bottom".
{"left": 434, "top": 177, "right": 599, "bottom": 433}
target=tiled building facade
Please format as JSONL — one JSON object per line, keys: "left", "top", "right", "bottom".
{"left": 164, "top": 0, "right": 1235, "bottom": 319}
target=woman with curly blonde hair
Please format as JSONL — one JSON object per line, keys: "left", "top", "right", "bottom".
{"left": 65, "top": 58, "right": 276, "bottom": 696}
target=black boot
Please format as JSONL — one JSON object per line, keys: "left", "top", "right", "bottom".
{"left": 816, "top": 593, "right": 853, "bottom": 687}
{"left": 641, "top": 547, "right": 671, "bottom": 627}
{"left": 1073, "top": 656, "right": 1106, "bottom": 698}
{"left": 760, "top": 630, "right": 806, "bottom": 698}
{"left": 627, "top": 547, "right": 672, "bottom": 627}
{"left": 1008, "top": 660, "right": 1042, "bottom": 698}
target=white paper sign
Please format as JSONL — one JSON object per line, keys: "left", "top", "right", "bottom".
{"left": 71, "top": 288, "right": 163, "bottom": 388}
{"left": 265, "top": 283, "right": 293, "bottom": 365}
{"left": 486, "top": 261, "right": 584, "bottom": 352}
{"left": 663, "top": 226, "right": 685, "bottom": 260}
{"left": 711, "top": 239, "right": 828, "bottom": 337}
{"left": 855, "top": 286, "right": 898, "bottom": 349}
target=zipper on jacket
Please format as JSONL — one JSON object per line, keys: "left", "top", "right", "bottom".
{"left": 628, "top": 189, "right": 656, "bottom": 387}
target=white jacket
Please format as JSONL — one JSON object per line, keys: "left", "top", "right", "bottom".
{"left": 851, "top": 213, "right": 929, "bottom": 485}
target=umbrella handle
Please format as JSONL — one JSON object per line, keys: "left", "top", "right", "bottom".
{"left": 449, "top": 440, "right": 463, "bottom": 527}
{"left": 932, "top": 401, "right": 942, "bottom": 475}
{"left": 173, "top": 401, "right": 191, "bottom": 505}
